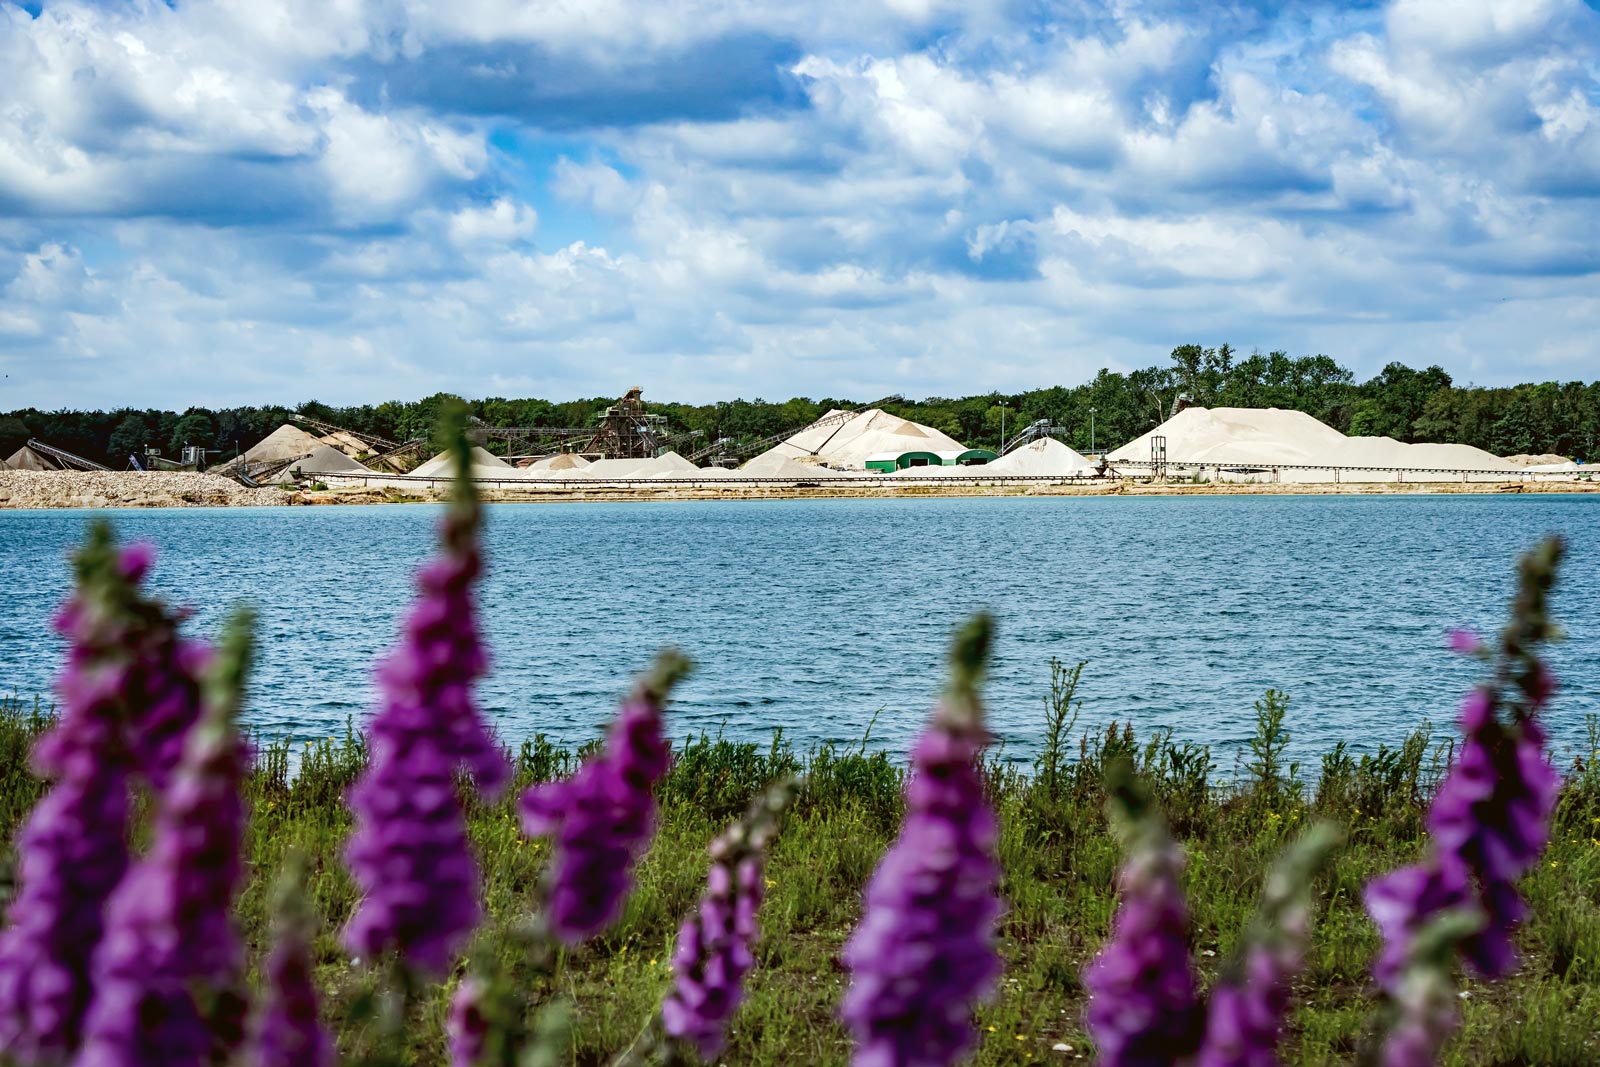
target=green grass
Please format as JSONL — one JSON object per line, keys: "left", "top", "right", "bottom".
{"left": 3, "top": 687, "right": 1599, "bottom": 1066}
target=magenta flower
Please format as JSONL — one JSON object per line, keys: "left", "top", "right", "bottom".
{"left": 1446, "top": 629, "right": 1483, "bottom": 656}
{"left": 662, "top": 779, "right": 798, "bottom": 1059}
{"left": 839, "top": 616, "right": 1003, "bottom": 1067}
{"left": 1366, "top": 538, "right": 1564, "bottom": 994}
{"left": 344, "top": 427, "right": 510, "bottom": 974}
{"left": 251, "top": 857, "right": 332, "bottom": 1067}
{"left": 1193, "top": 826, "right": 1338, "bottom": 1067}
{"left": 447, "top": 977, "right": 489, "bottom": 1067}
{"left": 521, "top": 651, "right": 689, "bottom": 944}
{"left": 0, "top": 525, "right": 208, "bottom": 1064}
{"left": 75, "top": 609, "right": 255, "bottom": 1067}
{"left": 1082, "top": 765, "right": 1200, "bottom": 1067}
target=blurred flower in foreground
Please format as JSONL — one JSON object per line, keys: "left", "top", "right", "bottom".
{"left": 1083, "top": 762, "right": 1200, "bottom": 1067}
{"left": 840, "top": 615, "right": 1003, "bottom": 1067}
{"left": 345, "top": 413, "right": 510, "bottom": 974}
{"left": 251, "top": 854, "right": 332, "bottom": 1067}
{"left": 521, "top": 650, "right": 690, "bottom": 943}
{"left": 76, "top": 608, "right": 255, "bottom": 1067}
{"left": 1365, "top": 536, "right": 1564, "bottom": 1062}
{"left": 663, "top": 778, "right": 800, "bottom": 1059}
{"left": 0, "top": 525, "right": 209, "bottom": 1064}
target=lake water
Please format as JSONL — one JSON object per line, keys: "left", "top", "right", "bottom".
{"left": 0, "top": 496, "right": 1595, "bottom": 769}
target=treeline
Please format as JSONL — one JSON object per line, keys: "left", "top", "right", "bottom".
{"left": 5, "top": 347, "right": 1597, "bottom": 465}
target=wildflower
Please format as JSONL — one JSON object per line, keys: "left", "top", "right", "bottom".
{"left": 345, "top": 416, "right": 511, "bottom": 974}
{"left": 446, "top": 978, "right": 489, "bottom": 1067}
{"left": 521, "top": 650, "right": 690, "bottom": 943}
{"left": 1374, "top": 914, "right": 1480, "bottom": 1067}
{"left": 1366, "top": 537, "right": 1564, "bottom": 991}
{"left": 1194, "top": 826, "right": 1339, "bottom": 1067}
{"left": 662, "top": 779, "right": 799, "bottom": 1059}
{"left": 0, "top": 526, "right": 207, "bottom": 1064}
{"left": 251, "top": 855, "right": 333, "bottom": 1067}
{"left": 840, "top": 616, "right": 1003, "bottom": 1067}
{"left": 1083, "top": 763, "right": 1201, "bottom": 1067}
{"left": 75, "top": 609, "right": 255, "bottom": 1067}
{"left": 1446, "top": 630, "right": 1484, "bottom": 656}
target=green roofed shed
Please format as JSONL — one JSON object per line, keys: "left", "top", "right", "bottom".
{"left": 865, "top": 450, "right": 945, "bottom": 472}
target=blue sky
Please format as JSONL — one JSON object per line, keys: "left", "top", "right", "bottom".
{"left": 0, "top": 0, "right": 1597, "bottom": 409}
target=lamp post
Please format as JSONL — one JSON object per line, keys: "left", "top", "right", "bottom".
{"left": 1089, "top": 407, "right": 1097, "bottom": 454}
{"left": 999, "top": 401, "right": 1009, "bottom": 453}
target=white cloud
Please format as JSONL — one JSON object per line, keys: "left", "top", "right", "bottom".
{"left": 0, "top": 0, "right": 1597, "bottom": 410}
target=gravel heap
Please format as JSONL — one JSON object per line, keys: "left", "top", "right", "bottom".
{"left": 0, "top": 471, "right": 293, "bottom": 509}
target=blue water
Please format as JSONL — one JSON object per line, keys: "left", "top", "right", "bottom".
{"left": 0, "top": 497, "right": 1595, "bottom": 767}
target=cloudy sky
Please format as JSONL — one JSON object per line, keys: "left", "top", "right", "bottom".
{"left": 1, "top": 0, "right": 1597, "bottom": 410}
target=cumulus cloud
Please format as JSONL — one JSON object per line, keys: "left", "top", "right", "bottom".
{"left": 0, "top": 0, "right": 1597, "bottom": 410}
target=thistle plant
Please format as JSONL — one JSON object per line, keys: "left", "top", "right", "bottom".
{"left": 0, "top": 525, "right": 209, "bottom": 1065}
{"left": 661, "top": 778, "right": 800, "bottom": 1060}
{"left": 344, "top": 412, "right": 511, "bottom": 974}
{"left": 251, "top": 854, "right": 333, "bottom": 1067}
{"left": 74, "top": 607, "right": 255, "bottom": 1067}
{"left": 839, "top": 615, "right": 1003, "bottom": 1067}
{"left": 1083, "top": 761, "right": 1201, "bottom": 1067}
{"left": 521, "top": 650, "right": 690, "bottom": 944}
{"left": 1363, "top": 536, "right": 1564, "bottom": 1058}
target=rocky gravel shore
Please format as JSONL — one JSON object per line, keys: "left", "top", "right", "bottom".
{"left": 0, "top": 471, "right": 297, "bottom": 509}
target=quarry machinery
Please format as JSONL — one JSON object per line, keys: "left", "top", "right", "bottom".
{"left": 25, "top": 439, "right": 111, "bottom": 472}
{"left": 999, "top": 419, "right": 1066, "bottom": 456}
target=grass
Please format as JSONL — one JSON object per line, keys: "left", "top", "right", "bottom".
{"left": 3, "top": 682, "right": 1599, "bottom": 1066}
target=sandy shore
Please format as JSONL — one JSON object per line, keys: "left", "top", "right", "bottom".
{"left": 1, "top": 469, "right": 1593, "bottom": 509}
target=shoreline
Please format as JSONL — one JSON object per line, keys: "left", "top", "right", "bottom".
{"left": 1, "top": 468, "right": 1595, "bottom": 509}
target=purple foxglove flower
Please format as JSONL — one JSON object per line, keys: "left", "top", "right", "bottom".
{"left": 1083, "top": 763, "right": 1200, "bottom": 1067}
{"left": 839, "top": 616, "right": 1003, "bottom": 1067}
{"left": 251, "top": 856, "right": 332, "bottom": 1067}
{"left": 1194, "top": 825, "right": 1338, "bottom": 1067}
{"left": 344, "top": 423, "right": 511, "bottom": 974}
{"left": 447, "top": 977, "right": 489, "bottom": 1067}
{"left": 75, "top": 608, "right": 255, "bottom": 1067}
{"left": 663, "top": 779, "right": 799, "bottom": 1059}
{"left": 1365, "top": 537, "right": 1564, "bottom": 993}
{"left": 521, "top": 651, "right": 690, "bottom": 944}
{"left": 1374, "top": 912, "right": 1480, "bottom": 1067}
{"left": 1446, "top": 629, "right": 1483, "bottom": 655}
{"left": 0, "top": 525, "right": 207, "bottom": 1064}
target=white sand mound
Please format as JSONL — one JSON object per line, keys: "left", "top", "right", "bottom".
{"left": 887, "top": 464, "right": 971, "bottom": 478}
{"left": 750, "top": 409, "right": 967, "bottom": 469}
{"left": 989, "top": 438, "right": 1094, "bottom": 476}
{"left": 645, "top": 466, "right": 743, "bottom": 479}
{"left": 526, "top": 454, "right": 591, "bottom": 471}
{"left": 652, "top": 451, "right": 699, "bottom": 472}
{"left": 243, "top": 425, "right": 321, "bottom": 465}
{"left": 292, "top": 444, "right": 372, "bottom": 475}
{"left": 411, "top": 447, "right": 512, "bottom": 477}
{"left": 581, "top": 457, "right": 654, "bottom": 478}
{"left": 1110, "top": 407, "right": 1348, "bottom": 466}
{"left": 1503, "top": 453, "right": 1570, "bottom": 467}
{"left": 741, "top": 455, "right": 851, "bottom": 479}
{"left": 3, "top": 445, "right": 62, "bottom": 471}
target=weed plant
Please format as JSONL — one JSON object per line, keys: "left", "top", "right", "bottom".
{"left": 1, "top": 688, "right": 1597, "bottom": 1066}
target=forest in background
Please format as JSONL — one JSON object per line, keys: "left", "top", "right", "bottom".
{"left": 5, "top": 346, "right": 1598, "bottom": 466}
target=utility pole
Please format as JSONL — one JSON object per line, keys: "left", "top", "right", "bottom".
{"left": 1089, "top": 407, "right": 1097, "bottom": 454}
{"left": 999, "top": 401, "right": 1009, "bottom": 453}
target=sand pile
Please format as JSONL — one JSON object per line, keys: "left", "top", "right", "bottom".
{"left": 0, "top": 471, "right": 288, "bottom": 509}
{"left": 581, "top": 457, "right": 654, "bottom": 479}
{"left": 1504, "top": 453, "right": 1571, "bottom": 467}
{"left": 1108, "top": 407, "right": 1529, "bottom": 482}
{"left": 410, "top": 447, "right": 513, "bottom": 477}
{"left": 244, "top": 425, "right": 321, "bottom": 466}
{"left": 317, "top": 431, "right": 369, "bottom": 457}
{"left": 988, "top": 438, "right": 1094, "bottom": 476}
{"left": 740, "top": 454, "right": 851, "bottom": 479}
{"left": 526, "top": 454, "right": 591, "bottom": 471}
{"left": 3, "top": 445, "right": 62, "bottom": 471}
{"left": 1110, "top": 408, "right": 1348, "bottom": 466}
{"left": 748, "top": 409, "right": 967, "bottom": 469}
{"left": 291, "top": 445, "right": 372, "bottom": 475}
